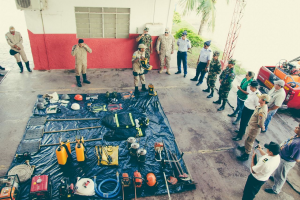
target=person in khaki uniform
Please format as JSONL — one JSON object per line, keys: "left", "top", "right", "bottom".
{"left": 132, "top": 44, "right": 148, "bottom": 95}
{"left": 71, "top": 39, "right": 92, "bottom": 87}
{"left": 5, "top": 26, "right": 31, "bottom": 73}
{"left": 156, "top": 27, "right": 175, "bottom": 75}
{"left": 237, "top": 94, "right": 270, "bottom": 161}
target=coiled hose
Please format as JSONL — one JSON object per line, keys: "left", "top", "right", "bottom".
{"left": 94, "top": 172, "right": 121, "bottom": 198}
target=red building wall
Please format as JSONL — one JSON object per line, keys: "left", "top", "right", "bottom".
{"left": 28, "top": 30, "right": 160, "bottom": 71}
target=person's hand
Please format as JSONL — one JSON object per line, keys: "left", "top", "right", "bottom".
{"left": 219, "top": 79, "right": 222, "bottom": 83}
{"left": 252, "top": 152, "right": 256, "bottom": 158}
{"left": 151, "top": 49, "right": 153, "bottom": 54}
{"left": 237, "top": 86, "right": 241, "bottom": 90}
{"left": 205, "top": 68, "right": 208, "bottom": 72}
{"left": 141, "top": 56, "right": 145, "bottom": 60}
{"left": 197, "top": 61, "right": 199, "bottom": 65}
{"left": 171, "top": 51, "right": 173, "bottom": 54}
{"left": 256, "top": 144, "right": 262, "bottom": 150}
{"left": 17, "top": 47, "right": 21, "bottom": 50}
{"left": 157, "top": 51, "right": 160, "bottom": 54}
{"left": 82, "top": 43, "right": 86, "bottom": 47}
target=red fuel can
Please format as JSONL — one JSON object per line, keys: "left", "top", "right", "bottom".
{"left": 29, "top": 175, "right": 52, "bottom": 200}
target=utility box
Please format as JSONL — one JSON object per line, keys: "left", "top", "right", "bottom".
{"left": 0, "top": 175, "right": 20, "bottom": 200}
{"left": 15, "top": 0, "right": 47, "bottom": 11}
{"left": 29, "top": 175, "right": 52, "bottom": 200}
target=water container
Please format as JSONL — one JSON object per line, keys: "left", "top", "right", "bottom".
{"left": 56, "top": 146, "right": 68, "bottom": 165}
{"left": 75, "top": 143, "right": 85, "bottom": 162}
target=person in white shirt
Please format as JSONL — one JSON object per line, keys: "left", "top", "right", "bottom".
{"left": 232, "top": 80, "right": 260, "bottom": 141}
{"left": 190, "top": 40, "right": 212, "bottom": 86}
{"left": 242, "top": 142, "right": 281, "bottom": 200}
{"left": 175, "top": 31, "right": 191, "bottom": 78}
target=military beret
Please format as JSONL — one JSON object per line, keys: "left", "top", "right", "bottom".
{"left": 228, "top": 59, "right": 236, "bottom": 65}
{"left": 213, "top": 51, "right": 220, "bottom": 56}
{"left": 78, "top": 39, "right": 84, "bottom": 43}
{"left": 144, "top": 27, "right": 149, "bottom": 31}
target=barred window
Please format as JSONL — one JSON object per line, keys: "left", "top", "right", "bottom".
{"left": 75, "top": 7, "right": 130, "bottom": 38}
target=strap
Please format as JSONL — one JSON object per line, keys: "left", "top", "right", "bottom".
{"left": 115, "top": 114, "right": 119, "bottom": 127}
{"left": 62, "top": 144, "right": 72, "bottom": 158}
{"left": 129, "top": 113, "right": 135, "bottom": 127}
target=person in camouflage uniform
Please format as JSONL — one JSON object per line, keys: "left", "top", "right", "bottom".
{"left": 136, "top": 27, "right": 153, "bottom": 63}
{"left": 203, "top": 51, "right": 222, "bottom": 98}
{"left": 156, "top": 27, "right": 175, "bottom": 75}
{"left": 213, "top": 59, "right": 236, "bottom": 111}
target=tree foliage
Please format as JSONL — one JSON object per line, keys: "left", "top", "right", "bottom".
{"left": 173, "top": 11, "right": 182, "bottom": 24}
{"left": 174, "top": 28, "right": 204, "bottom": 47}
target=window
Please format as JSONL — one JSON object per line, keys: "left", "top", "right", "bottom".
{"left": 75, "top": 7, "right": 130, "bottom": 39}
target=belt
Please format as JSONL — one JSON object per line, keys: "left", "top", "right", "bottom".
{"left": 178, "top": 51, "right": 187, "bottom": 53}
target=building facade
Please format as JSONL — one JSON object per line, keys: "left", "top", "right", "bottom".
{"left": 20, "top": 0, "right": 175, "bottom": 70}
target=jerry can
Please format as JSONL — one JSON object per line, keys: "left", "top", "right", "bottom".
{"left": 75, "top": 143, "right": 85, "bottom": 162}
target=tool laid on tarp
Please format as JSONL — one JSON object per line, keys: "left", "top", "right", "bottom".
{"left": 29, "top": 175, "right": 52, "bottom": 200}
{"left": 170, "top": 151, "right": 191, "bottom": 181}
{"left": 59, "top": 178, "right": 75, "bottom": 199}
{"left": 74, "top": 177, "right": 95, "bottom": 196}
{"left": 86, "top": 94, "right": 98, "bottom": 101}
{"left": 8, "top": 160, "right": 35, "bottom": 183}
{"left": 137, "top": 137, "right": 149, "bottom": 163}
{"left": 107, "top": 103, "right": 123, "bottom": 112}
{"left": 27, "top": 116, "right": 101, "bottom": 126}
{"left": 0, "top": 175, "right": 20, "bottom": 200}
{"left": 46, "top": 105, "right": 61, "bottom": 114}
{"left": 121, "top": 91, "right": 135, "bottom": 100}
{"left": 94, "top": 172, "right": 121, "bottom": 199}
{"left": 133, "top": 170, "right": 143, "bottom": 200}
{"left": 89, "top": 103, "right": 107, "bottom": 113}
{"left": 121, "top": 173, "right": 131, "bottom": 200}
{"left": 56, "top": 140, "right": 72, "bottom": 165}
{"left": 95, "top": 145, "right": 119, "bottom": 166}
{"left": 146, "top": 173, "right": 157, "bottom": 187}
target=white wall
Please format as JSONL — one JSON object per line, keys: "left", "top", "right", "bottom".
{"left": 24, "top": 0, "right": 175, "bottom": 36}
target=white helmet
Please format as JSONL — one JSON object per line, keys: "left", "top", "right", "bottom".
{"left": 71, "top": 103, "right": 80, "bottom": 110}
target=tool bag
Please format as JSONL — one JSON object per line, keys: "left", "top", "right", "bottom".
{"left": 103, "top": 128, "right": 144, "bottom": 141}
{"left": 102, "top": 113, "right": 136, "bottom": 129}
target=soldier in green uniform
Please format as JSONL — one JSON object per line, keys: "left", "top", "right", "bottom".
{"left": 203, "top": 51, "right": 222, "bottom": 98}
{"left": 136, "top": 27, "right": 153, "bottom": 63}
{"left": 213, "top": 59, "right": 236, "bottom": 111}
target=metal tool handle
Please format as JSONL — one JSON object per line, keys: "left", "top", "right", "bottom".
{"left": 163, "top": 172, "right": 171, "bottom": 200}
{"left": 47, "top": 118, "right": 101, "bottom": 121}
{"left": 43, "top": 126, "right": 102, "bottom": 134}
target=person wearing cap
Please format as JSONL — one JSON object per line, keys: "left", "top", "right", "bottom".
{"left": 5, "top": 26, "right": 31, "bottom": 73}
{"left": 213, "top": 59, "right": 236, "bottom": 111}
{"left": 261, "top": 80, "right": 286, "bottom": 133}
{"left": 132, "top": 44, "right": 148, "bottom": 95}
{"left": 242, "top": 142, "right": 280, "bottom": 200}
{"left": 156, "top": 27, "right": 175, "bottom": 75}
{"left": 264, "top": 123, "right": 300, "bottom": 195}
{"left": 71, "top": 39, "right": 92, "bottom": 87}
{"left": 228, "top": 71, "right": 255, "bottom": 125}
{"left": 237, "top": 94, "right": 270, "bottom": 161}
{"left": 136, "top": 27, "right": 153, "bottom": 63}
{"left": 175, "top": 31, "right": 191, "bottom": 78}
{"left": 191, "top": 40, "right": 212, "bottom": 85}
{"left": 203, "top": 51, "right": 221, "bottom": 98}
{"left": 232, "top": 80, "right": 260, "bottom": 141}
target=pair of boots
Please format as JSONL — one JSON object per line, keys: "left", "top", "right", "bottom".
{"left": 237, "top": 146, "right": 249, "bottom": 161}
{"left": 76, "top": 74, "right": 90, "bottom": 87}
{"left": 158, "top": 68, "right": 170, "bottom": 75}
{"left": 203, "top": 87, "right": 214, "bottom": 98}
{"left": 213, "top": 97, "right": 227, "bottom": 111}
{"left": 18, "top": 61, "right": 31, "bottom": 73}
{"left": 134, "top": 84, "right": 147, "bottom": 95}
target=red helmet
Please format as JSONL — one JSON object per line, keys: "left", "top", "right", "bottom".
{"left": 74, "top": 94, "right": 83, "bottom": 101}
{"left": 146, "top": 173, "right": 156, "bottom": 187}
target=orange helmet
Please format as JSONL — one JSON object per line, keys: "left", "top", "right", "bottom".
{"left": 146, "top": 173, "right": 156, "bottom": 187}
{"left": 74, "top": 94, "right": 83, "bottom": 101}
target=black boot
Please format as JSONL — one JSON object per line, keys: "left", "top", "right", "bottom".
{"left": 82, "top": 74, "right": 91, "bottom": 84}
{"left": 207, "top": 89, "right": 214, "bottom": 98}
{"left": 25, "top": 61, "right": 32, "bottom": 72}
{"left": 237, "top": 153, "right": 249, "bottom": 161}
{"left": 190, "top": 65, "right": 201, "bottom": 81}
{"left": 217, "top": 99, "right": 227, "bottom": 111}
{"left": 213, "top": 97, "right": 222, "bottom": 104}
{"left": 202, "top": 87, "right": 210, "bottom": 93}
{"left": 17, "top": 62, "right": 23, "bottom": 73}
{"left": 134, "top": 86, "right": 140, "bottom": 95}
{"left": 141, "top": 84, "right": 147, "bottom": 91}
{"left": 228, "top": 113, "right": 236, "bottom": 117}
{"left": 76, "top": 76, "right": 82, "bottom": 87}
{"left": 0, "top": 66, "right": 5, "bottom": 70}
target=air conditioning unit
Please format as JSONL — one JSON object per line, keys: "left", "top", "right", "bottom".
{"left": 15, "top": 0, "right": 47, "bottom": 11}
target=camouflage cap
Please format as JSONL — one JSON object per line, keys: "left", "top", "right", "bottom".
{"left": 213, "top": 51, "right": 220, "bottom": 57}
{"left": 228, "top": 59, "right": 236, "bottom": 65}
{"left": 258, "top": 94, "right": 270, "bottom": 103}
{"left": 144, "top": 27, "right": 149, "bottom": 31}
{"left": 138, "top": 44, "right": 147, "bottom": 49}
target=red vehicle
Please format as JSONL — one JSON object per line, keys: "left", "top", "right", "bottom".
{"left": 257, "top": 57, "right": 300, "bottom": 110}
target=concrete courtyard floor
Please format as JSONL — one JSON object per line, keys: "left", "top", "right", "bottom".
{"left": 0, "top": 54, "right": 299, "bottom": 200}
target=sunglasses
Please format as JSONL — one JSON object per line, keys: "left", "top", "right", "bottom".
{"left": 165, "top": 32, "right": 169, "bottom": 34}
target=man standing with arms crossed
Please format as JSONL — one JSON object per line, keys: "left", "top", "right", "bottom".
{"left": 71, "top": 39, "right": 92, "bottom": 87}
{"left": 191, "top": 40, "right": 212, "bottom": 86}
{"left": 5, "top": 26, "right": 31, "bottom": 73}
{"left": 156, "top": 28, "right": 175, "bottom": 75}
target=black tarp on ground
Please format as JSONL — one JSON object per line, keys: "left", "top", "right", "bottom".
{"left": 8, "top": 92, "right": 196, "bottom": 200}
